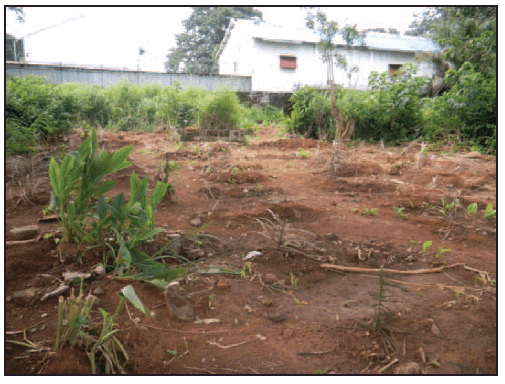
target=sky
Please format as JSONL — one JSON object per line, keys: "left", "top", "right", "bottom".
{"left": 6, "top": 6, "right": 428, "bottom": 72}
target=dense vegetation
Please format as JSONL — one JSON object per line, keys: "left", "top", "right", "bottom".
{"left": 5, "top": 76, "right": 283, "bottom": 154}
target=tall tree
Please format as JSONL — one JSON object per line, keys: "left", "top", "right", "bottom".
{"left": 405, "top": 7, "right": 446, "bottom": 36}
{"left": 431, "top": 7, "right": 496, "bottom": 75}
{"left": 7, "top": 6, "right": 25, "bottom": 22}
{"left": 166, "top": 7, "right": 262, "bottom": 74}
{"left": 306, "top": 9, "right": 366, "bottom": 139}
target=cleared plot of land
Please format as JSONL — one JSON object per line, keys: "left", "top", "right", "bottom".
{"left": 5, "top": 126, "right": 496, "bottom": 374}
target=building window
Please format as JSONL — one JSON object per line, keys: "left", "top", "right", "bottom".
{"left": 389, "top": 64, "right": 402, "bottom": 76}
{"left": 280, "top": 55, "right": 297, "bottom": 70}
{"left": 233, "top": 62, "right": 238, "bottom": 73}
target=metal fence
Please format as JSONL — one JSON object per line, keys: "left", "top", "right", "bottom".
{"left": 5, "top": 61, "right": 252, "bottom": 92}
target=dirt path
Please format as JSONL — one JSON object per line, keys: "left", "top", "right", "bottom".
{"left": 5, "top": 126, "right": 496, "bottom": 374}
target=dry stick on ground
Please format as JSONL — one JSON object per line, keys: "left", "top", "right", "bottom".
{"left": 207, "top": 335, "right": 263, "bottom": 350}
{"left": 138, "top": 324, "right": 232, "bottom": 335}
{"left": 6, "top": 234, "right": 44, "bottom": 248}
{"left": 378, "top": 358, "right": 399, "bottom": 374}
{"left": 184, "top": 367, "right": 216, "bottom": 374}
{"left": 321, "top": 263, "right": 467, "bottom": 275}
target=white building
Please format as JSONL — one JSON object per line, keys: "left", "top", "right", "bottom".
{"left": 216, "top": 18, "right": 442, "bottom": 93}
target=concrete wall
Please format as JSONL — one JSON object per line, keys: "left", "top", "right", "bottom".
{"left": 6, "top": 62, "right": 252, "bottom": 92}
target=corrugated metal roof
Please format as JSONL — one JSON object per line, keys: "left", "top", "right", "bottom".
{"left": 229, "top": 18, "right": 441, "bottom": 53}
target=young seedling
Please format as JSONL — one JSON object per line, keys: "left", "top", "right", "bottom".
{"left": 362, "top": 208, "right": 378, "bottom": 217}
{"left": 435, "top": 248, "right": 451, "bottom": 259}
{"left": 467, "top": 203, "right": 478, "bottom": 215}
{"left": 393, "top": 206, "right": 409, "bottom": 219}
{"left": 483, "top": 204, "right": 496, "bottom": 219}
{"left": 298, "top": 149, "right": 312, "bottom": 159}
{"left": 423, "top": 240, "right": 433, "bottom": 253}
{"left": 290, "top": 272, "right": 298, "bottom": 290}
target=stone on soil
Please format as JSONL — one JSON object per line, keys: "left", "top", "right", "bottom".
{"left": 9, "top": 225, "right": 39, "bottom": 240}
{"left": 190, "top": 218, "right": 202, "bottom": 226}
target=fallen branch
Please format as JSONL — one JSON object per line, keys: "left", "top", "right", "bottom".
{"left": 378, "top": 358, "right": 399, "bottom": 374}
{"left": 6, "top": 234, "right": 43, "bottom": 248}
{"left": 207, "top": 335, "right": 262, "bottom": 349}
{"left": 321, "top": 263, "right": 464, "bottom": 275}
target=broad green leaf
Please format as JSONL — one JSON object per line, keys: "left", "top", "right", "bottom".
{"left": 93, "top": 179, "right": 117, "bottom": 196}
{"left": 149, "top": 181, "right": 169, "bottom": 209}
{"left": 117, "top": 242, "right": 131, "bottom": 267}
{"left": 110, "top": 193, "right": 126, "bottom": 219}
{"left": 49, "top": 158, "right": 61, "bottom": 197}
{"left": 108, "top": 145, "right": 133, "bottom": 174}
{"left": 118, "top": 285, "right": 151, "bottom": 316}
{"left": 97, "top": 197, "right": 108, "bottom": 221}
{"left": 130, "top": 228, "right": 164, "bottom": 245}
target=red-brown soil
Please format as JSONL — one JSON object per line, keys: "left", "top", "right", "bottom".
{"left": 5, "top": 127, "right": 497, "bottom": 374}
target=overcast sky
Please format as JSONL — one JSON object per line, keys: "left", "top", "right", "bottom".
{"left": 6, "top": 6, "right": 428, "bottom": 72}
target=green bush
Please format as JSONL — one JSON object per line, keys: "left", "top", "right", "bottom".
{"left": 285, "top": 86, "right": 334, "bottom": 139}
{"left": 421, "top": 62, "right": 496, "bottom": 154}
{"left": 6, "top": 75, "right": 82, "bottom": 153}
{"left": 353, "top": 63, "right": 429, "bottom": 143}
{"left": 200, "top": 88, "right": 242, "bottom": 130}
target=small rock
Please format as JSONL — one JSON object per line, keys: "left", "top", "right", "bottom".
{"left": 431, "top": 322, "right": 441, "bottom": 337}
{"left": 244, "top": 251, "right": 262, "bottom": 261}
{"left": 92, "top": 287, "right": 105, "bottom": 295}
{"left": 282, "top": 328, "right": 294, "bottom": 339}
{"left": 343, "top": 300, "right": 359, "bottom": 308}
{"left": 28, "top": 327, "right": 38, "bottom": 334}
{"left": 9, "top": 225, "right": 39, "bottom": 240}
{"left": 62, "top": 271, "right": 92, "bottom": 284}
{"left": 293, "top": 210, "right": 302, "bottom": 219}
{"left": 92, "top": 264, "right": 106, "bottom": 276}
{"left": 215, "top": 278, "right": 231, "bottom": 290}
{"left": 190, "top": 218, "right": 202, "bottom": 226}
{"left": 41, "top": 285, "right": 69, "bottom": 301}
{"left": 393, "top": 362, "right": 422, "bottom": 374}
{"left": 133, "top": 317, "right": 141, "bottom": 323}
{"left": 262, "top": 273, "right": 279, "bottom": 285}
{"left": 39, "top": 324, "right": 47, "bottom": 332}
{"left": 164, "top": 282, "right": 195, "bottom": 321}
{"left": 40, "top": 313, "right": 48, "bottom": 318}
{"left": 264, "top": 310, "right": 286, "bottom": 323}
{"left": 12, "top": 288, "right": 38, "bottom": 302}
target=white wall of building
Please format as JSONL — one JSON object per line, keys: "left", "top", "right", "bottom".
{"left": 217, "top": 22, "right": 438, "bottom": 92}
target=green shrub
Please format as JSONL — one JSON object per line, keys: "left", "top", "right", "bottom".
{"left": 422, "top": 63, "right": 496, "bottom": 154}
{"left": 200, "top": 88, "right": 242, "bottom": 130}
{"left": 285, "top": 86, "right": 334, "bottom": 139}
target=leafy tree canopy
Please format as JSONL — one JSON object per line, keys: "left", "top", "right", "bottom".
{"left": 8, "top": 6, "right": 25, "bottom": 22}
{"left": 405, "top": 7, "right": 446, "bottom": 36}
{"left": 166, "top": 7, "right": 262, "bottom": 75}
{"left": 431, "top": 7, "right": 496, "bottom": 76}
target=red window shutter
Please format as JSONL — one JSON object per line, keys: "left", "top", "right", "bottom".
{"left": 280, "top": 56, "right": 296, "bottom": 69}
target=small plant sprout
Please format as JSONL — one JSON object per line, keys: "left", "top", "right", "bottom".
{"left": 193, "top": 145, "right": 201, "bottom": 155}
{"left": 208, "top": 294, "right": 216, "bottom": 309}
{"left": 290, "top": 272, "right": 298, "bottom": 289}
{"left": 467, "top": 203, "right": 478, "bottom": 215}
{"left": 393, "top": 206, "right": 409, "bottom": 219}
{"left": 483, "top": 204, "right": 496, "bottom": 219}
{"left": 436, "top": 248, "right": 451, "bottom": 259}
{"left": 244, "top": 135, "right": 252, "bottom": 146}
{"left": 175, "top": 141, "right": 184, "bottom": 151}
{"left": 257, "top": 183, "right": 264, "bottom": 190}
{"left": 352, "top": 208, "right": 360, "bottom": 213}
{"left": 423, "top": 240, "right": 433, "bottom": 253}
{"left": 298, "top": 149, "right": 312, "bottom": 159}
{"left": 232, "top": 167, "right": 239, "bottom": 175}
{"left": 363, "top": 208, "right": 378, "bottom": 217}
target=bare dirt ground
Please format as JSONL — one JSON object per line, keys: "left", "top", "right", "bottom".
{"left": 5, "top": 126, "right": 497, "bottom": 374}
